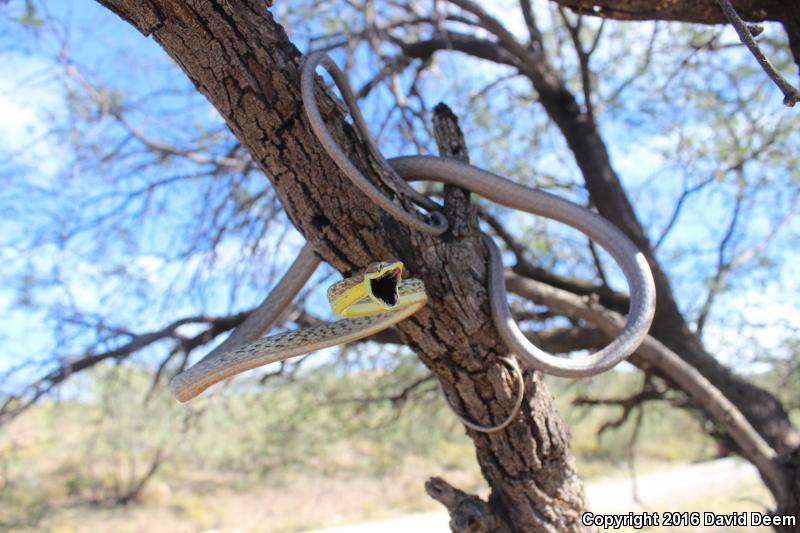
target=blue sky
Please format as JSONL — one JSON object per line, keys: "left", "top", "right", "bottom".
{"left": 1, "top": 0, "right": 798, "bottom": 393}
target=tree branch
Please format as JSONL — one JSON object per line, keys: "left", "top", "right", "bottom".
{"left": 426, "top": 477, "right": 505, "bottom": 533}
{"left": 505, "top": 272, "right": 792, "bottom": 508}
{"left": 574, "top": 376, "right": 664, "bottom": 436}
{"left": 550, "top": 0, "right": 800, "bottom": 79}
{"left": 0, "top": 313, "right": 245, "bottom": 423}
{"left": 716, "top": 0, "right": 800, "bottom": 106}
{"left": 558, "top": 7, "right": 597, "bottom": 124}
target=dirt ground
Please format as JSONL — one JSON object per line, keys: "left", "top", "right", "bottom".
{"left": 22, "top": 458, "right": 771, "bottom": 533}
{"left": 305, "top": 458, "right": 771, "bottom": 533}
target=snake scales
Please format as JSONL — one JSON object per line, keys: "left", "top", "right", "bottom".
{"left": 169, "top": 52, "right": 656, "bottom": 407}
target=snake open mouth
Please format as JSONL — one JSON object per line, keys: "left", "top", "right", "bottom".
{"left": 370, "top": 269, "right": 401, "bottom": 307}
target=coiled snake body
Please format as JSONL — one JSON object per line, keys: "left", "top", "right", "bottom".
{"left": 169, "top": 52, "right": 656, "bottom": 407}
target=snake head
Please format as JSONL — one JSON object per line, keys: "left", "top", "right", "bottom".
{"left": 364, "top": 261, "right": 404, "bottom": 309}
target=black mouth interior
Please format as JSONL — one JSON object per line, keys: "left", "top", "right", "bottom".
{"left": 370, "top": 271, "right": 400, "bottom": 307}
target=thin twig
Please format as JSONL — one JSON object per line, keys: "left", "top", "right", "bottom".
{"left": 716, "top": 0, "right": 800, "bottom": 107}
{"left": 587, "top": 238, "right": 610, "bottom": 290}
{"left": 558, "top": 7, "right": 596, "bottom": 124}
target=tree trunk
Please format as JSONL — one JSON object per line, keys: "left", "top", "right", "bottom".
{"left": 94, "top": 0, "right": 591, "bottom": 530}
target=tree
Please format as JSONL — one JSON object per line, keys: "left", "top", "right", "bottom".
{"left": 2, "top": 0, "right": 799, "bottom": 531}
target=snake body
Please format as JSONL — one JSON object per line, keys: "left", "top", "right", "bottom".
{"left": 171, "top": 262, "right": 427, "bottom": 402}
{"left": 387, "top": 158, "right": 655, "bottom": 377}
{"left": 169, "top": 52, "right": 656, "bottom": 404}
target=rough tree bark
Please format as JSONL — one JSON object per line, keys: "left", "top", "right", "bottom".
{"left": 94, "top": 0, "right": 591, "bottom": 530}
{"left": 550, "top": 0, "right": 800, "bottom": 74}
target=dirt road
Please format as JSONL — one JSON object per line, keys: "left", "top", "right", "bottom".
{"left": 304, "top": 458, "right": 762, "bottom": 533}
